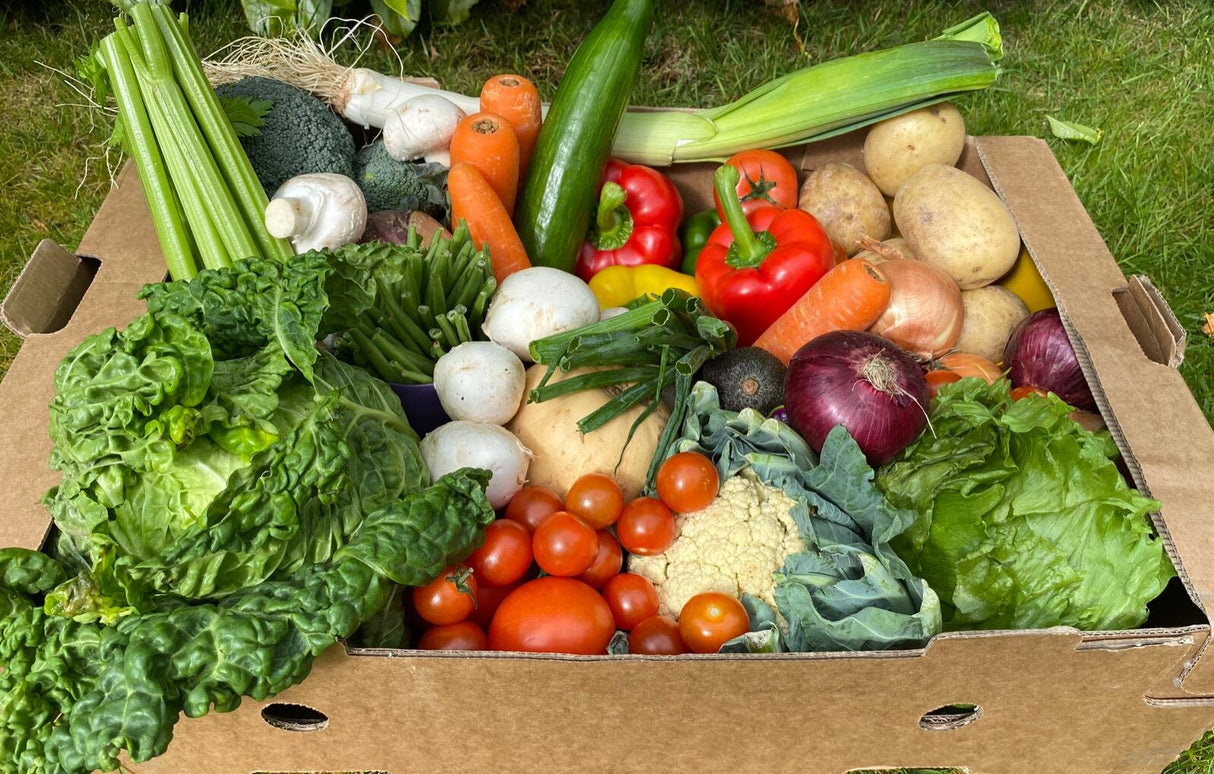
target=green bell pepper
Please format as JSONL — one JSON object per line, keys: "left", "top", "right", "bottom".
{"left": 680, "top": 208, "right": 721, "bottom": 274}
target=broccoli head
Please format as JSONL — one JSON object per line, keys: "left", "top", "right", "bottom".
{"left": 353, "top": 140, "right": 450, "bottom": 221}
{"left": 215, "top": 76, "right": 355, "bottom": 196}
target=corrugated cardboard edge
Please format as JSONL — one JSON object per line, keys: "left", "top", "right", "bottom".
{"left": 973, "top": 136, "right": 1214, "bottom": 694}
{"left": 0, "top": 240, "right": 97, "bottom": 338}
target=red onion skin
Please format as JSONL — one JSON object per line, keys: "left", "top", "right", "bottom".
{"left": 784, "top": 331, "right": 929, "bottom": 466}
{"left": 1002, "top": 309, "right": 1096, "bottom": 411}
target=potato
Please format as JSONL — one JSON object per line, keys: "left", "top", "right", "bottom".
{"left": 797, "top": 162, "right": 890, "bottom": 256}
{"left": 863, "top": 103, "right": 967, "bottom": 196}
{"left": 505, "top": 365, "right": 669, "bottom": 501}
{"left": 955, "top": 285, "right": 1029, "bottom": 362}
{"left": 893, "top": 163, "right": 1021, "bottom": 289}
{"left": 854, "top": 236, "right": 916, "bottom": 265}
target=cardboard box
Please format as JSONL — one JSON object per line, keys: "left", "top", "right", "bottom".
{"left": 4, "top": 133, "right": 1214, "bottom": 774}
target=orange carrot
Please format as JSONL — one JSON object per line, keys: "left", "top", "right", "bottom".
{"left": 479, "top": 74, "right": 542, "bottom": 175}
{"left": 448, "top": 163, "right": 531, "bottom": 284}
{"left": 754, "top": 259, "right": 892, "bottom": 365}
{"left": 450, "top": 112, "right": 521, "bottom": 216}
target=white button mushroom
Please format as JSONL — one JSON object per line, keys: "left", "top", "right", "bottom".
{"left": 264, "top": 173, "right": 368, "bottom": 254}
{"left": 381, "top": 94, "right": 467, "bottom": 164}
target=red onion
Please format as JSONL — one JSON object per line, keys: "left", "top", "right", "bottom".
{"left": 784, "top": 331, "right": 929, "bottom": 465}
{"left": 1002, "top": 309, "right": 1096, "bottom": 411}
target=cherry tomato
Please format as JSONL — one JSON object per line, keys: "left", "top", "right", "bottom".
{"left": 603, "top": 573, "right": 660, "bottom": 631}
{"left": 925, "top": 369, "right": 962, "bottom": 400}
{"left": 488, "top": 577, "right": 615, "bottom": 654}
{"left": 656, "top": 452, "right": 719, "bottom": 514}
{"left": 713, "top": 149, "right": 799, "bottom": 218}
{"left": 532, "top": 511, "right": 598, "bottom": 576}
{"left": 629, "top": 615, "right": 688, "bottom": 655}
{"left": 468, "top": 519, "right": 533, "bottom": 587}
{"left": 564, "top": 473, "right": 625, "bottom": 529}
{"left": 418, "top": 621, "right": 487, "bottom": 651}
{"left": 578, "top": 530, "right": 623, "bottom": 590}
{"left": 615, "top": 497, "right": 677, "bottom": 556}
{"left": 678, "top": 592, "right": 749, "bottom": 654}
{"left": 505, "top": 485, "right": 565, "bottom": 533}
{"left": 468, "top": 579, "right": 522, "bottom": 631}
{"left": 1011, "top": 385, "right": 1049, "bottom": 401}
{"left": 412, "top": 566, "right": 478, "bottom": 626}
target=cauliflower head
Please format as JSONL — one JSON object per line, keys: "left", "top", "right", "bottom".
{"left": 628, "top": 472, "right": 805, "bottom": 619}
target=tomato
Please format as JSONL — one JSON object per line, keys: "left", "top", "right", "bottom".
{"left": 925, "top": 368, "right": 962, "bottom": 400}
{"left": 655, "top": 452, "right": 720, "bottom": 514}
{"left": 603, "top": 573, "right": 660, "bottom": 631}
{"left": 629, "top": 615, "right": 688, "bottom": 655}
{"left": 578, "top": 530, "right": 624, "bottom": 590}
{"left": 678, "top": 592, "right": 749, "bottom": 654}
{"left": 615, "top": 497, "right": 677, "bottom": 556}
{"left": 468, "top": 579, "right": 522, "bottom": 630}
{"left": 505, "top": 485, "right": 565, "bottom": 533}
{"left": 412, "top": 566, "right": 478, "bottom": 626}
{"left": 468, "top": 519, "right": 533, "bottom": 587}
{"left": 1011, "top": 385, "right": 1049, "bottom": 401}
{"left": 713, "top": 149, "right": 799, "bottom": 218}
{"left": 532, "top": 511, "right": 598, "bottom": 576}
{"left": 488, "top": 577, "right": 615, "bottom": 654}
{"left": 418, "top": 621, "right": 487, "bottom": 651}
{"left": 564, "top": 473, "right": 625, "bottom": 529}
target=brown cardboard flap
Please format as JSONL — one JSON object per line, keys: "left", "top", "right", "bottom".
{"left": 0, "top": 163, "right": 165, "bottom": 550}
{"left": 974, "top": 136, "right": 1214, "bottom": 693}
{"left": 1115, "top": 275, "right": 1187, "bottom": 368}
{"left": 1, "top": 240, "right": 99, "bottom": 338}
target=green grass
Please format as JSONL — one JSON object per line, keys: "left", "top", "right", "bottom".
{"left": 0, "top": 0, "right": 1212, "bottom": 771}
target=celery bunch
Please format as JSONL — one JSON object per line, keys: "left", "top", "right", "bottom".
{"left": 93, "top": 3, "right": 292, "bottom": 280}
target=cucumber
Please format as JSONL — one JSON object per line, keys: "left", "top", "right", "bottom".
{"left": 515, "top": 0, "right": 654, "bottom": 273}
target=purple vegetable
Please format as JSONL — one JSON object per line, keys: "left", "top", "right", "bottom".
{"left": 784, "top": 331, "right": 928, "bottom": 466}
{"left": 360, "top": 210, "right": 419, "bottom": 245}
{"left": 1002, "top": 309, "right": 1096, "bottom": 411}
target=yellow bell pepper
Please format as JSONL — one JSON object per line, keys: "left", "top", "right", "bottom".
{"left": 588, "top": 264, "right": 700, "bottom": 309}
{"left": 998, "top": 248, "right": 1056, "bottom": 313}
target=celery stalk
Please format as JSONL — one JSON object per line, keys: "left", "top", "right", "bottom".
{"left": 124, "top": 7, "right": 261, "bottom": 268}
{"left": 99, "top": 35, "right": 197, "bottom": 281}
{"left": 152, "top": 7, "right": 292, "bottom": 263}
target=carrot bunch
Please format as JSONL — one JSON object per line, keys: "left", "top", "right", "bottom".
{"left": 446, "top": 74, "right": 545, "bottom": 284}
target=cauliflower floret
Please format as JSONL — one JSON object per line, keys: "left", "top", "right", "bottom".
{"left": 628, "top": 472, "right": 806, "bottom": 619}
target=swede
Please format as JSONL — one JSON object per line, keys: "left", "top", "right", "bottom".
{"left": 420, "top": 421, "right": 531, "bottom": 509}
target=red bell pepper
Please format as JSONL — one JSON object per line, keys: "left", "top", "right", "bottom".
{"left": 575, "top": 159, "right": 684, "bottom": 281}
{"left": 695, "top": 165, "right": 835, "bottom": 345}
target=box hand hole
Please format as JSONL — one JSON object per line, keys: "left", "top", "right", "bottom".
{"left": 918, "top": 703, "right": 982, "bottom": 731}
{"left": 260, "top": 702, "right": 329, "bottom": 732}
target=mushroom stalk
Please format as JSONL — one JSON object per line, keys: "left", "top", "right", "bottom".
{"left": 265, "top": 173, "right": 367, "bottom": 254}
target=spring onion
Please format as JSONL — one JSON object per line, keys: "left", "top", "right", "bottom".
{"left": 528, "top": 289, "right": 736, "bottom": 485}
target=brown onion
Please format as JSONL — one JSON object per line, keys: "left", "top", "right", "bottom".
{"left": 868, "top": 259, "right": 964, "bottom": 359}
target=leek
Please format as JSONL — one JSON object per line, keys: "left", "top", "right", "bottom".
{"left": 613, "top": 13, "right": 1004, "bottom": 165}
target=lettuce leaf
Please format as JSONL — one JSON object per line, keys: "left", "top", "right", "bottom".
{"left": 877, "top": 379, "right": 1174, "bottom": 631}
{"left": 660, "top": 383, "right": 941, "bottom": 652}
